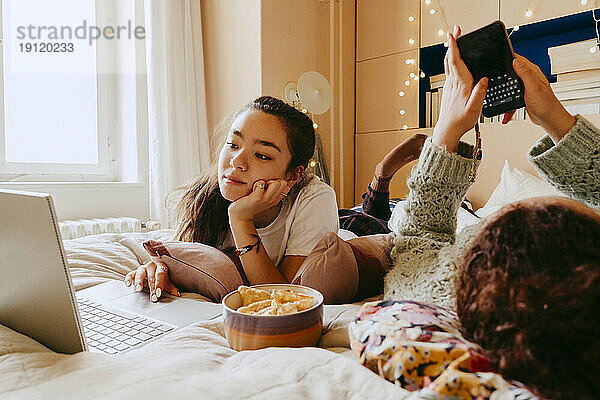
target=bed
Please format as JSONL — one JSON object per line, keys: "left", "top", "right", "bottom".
{"left": 0, "top": 228, "right": 417, "bottom": 400}
{"left": 2, "top": 115, "right": 598, "bottom": 400}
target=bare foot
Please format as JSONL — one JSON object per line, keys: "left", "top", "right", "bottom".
{"left": 374, "top": 133, "right": 427, "bottom": 179}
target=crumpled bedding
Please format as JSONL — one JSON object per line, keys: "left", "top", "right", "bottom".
{"left": 0, "top": 230, "right": 412, "bottom": 399}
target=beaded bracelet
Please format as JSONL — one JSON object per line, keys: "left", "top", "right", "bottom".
{"left": 235, "top": 234, "right": 262, "bottom": 256}
{"left": 469, "top": 122, "right": 482, "bottom": 183}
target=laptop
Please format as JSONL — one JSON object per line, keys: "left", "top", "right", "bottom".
{"left": 0, "top": 189, "right": 222, "bottom": 355}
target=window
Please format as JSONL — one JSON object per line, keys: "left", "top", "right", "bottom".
{"left": 0, "top": 0, "right": 144, "bottom": 182}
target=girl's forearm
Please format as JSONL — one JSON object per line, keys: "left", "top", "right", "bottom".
{"left": 229, "top": 218, "right": 287, "bottom": 284}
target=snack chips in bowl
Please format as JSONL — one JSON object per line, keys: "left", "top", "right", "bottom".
{"left": 237, "top": 286, "right": 313, "bottom": 316}
{"left": 222, "top": 284, "right": 324, "bottom": 350}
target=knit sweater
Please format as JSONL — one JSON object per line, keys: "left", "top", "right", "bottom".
{"left": 385, "top": 115, "right": 600, "bottom": 310}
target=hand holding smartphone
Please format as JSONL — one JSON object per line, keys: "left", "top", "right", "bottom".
{"left": 456, "top": 21, "right": 525, "bottom": 118}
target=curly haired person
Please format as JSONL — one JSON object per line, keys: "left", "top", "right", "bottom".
{"left": 352, "top": 26, "right": 600, "bottom": 400}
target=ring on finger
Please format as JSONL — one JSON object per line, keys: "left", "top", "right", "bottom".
{"left": 257, "top": 182, "right": 265, "bottom": 189}
{"left": 280, "top": 192, "right": 288, "bottom": 197}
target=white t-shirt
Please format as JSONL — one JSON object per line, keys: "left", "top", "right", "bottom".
{"left": 223, "top": 174, "right": 339, "bottom": 267}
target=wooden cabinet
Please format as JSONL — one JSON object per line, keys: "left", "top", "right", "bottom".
{"left": 420, "top": 0, "right": 498, "bottom": 47}
{"left": 355, "top": 129, "right": 432, "bottom": 203}
{"left": 500, "top": 0, "right": 597, "bottom": 28}
{"left": 357, "top": 0, "right": 419, "bottom": 61}
{"left": 356, "top": 50, "right": 420, "bottom": 133}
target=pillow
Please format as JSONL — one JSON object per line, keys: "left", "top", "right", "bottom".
{"left": 291, "top": 232, "right": 394, "bottom": 304}
{"left": 476, "top": 160, "right": 564, "bottom": 219}
{"left": 143, "top": 240, "right": 246, "bottom": 302}
{"left": 348, "top": 234, "right": 394, "bottom": 301}
{"left": 291, "top": 232, "right": 358, "bottom": 304}
{"left": 456, "top": 207, "right": 481, "bottom": 234}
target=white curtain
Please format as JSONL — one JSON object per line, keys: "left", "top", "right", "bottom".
{"left": 144, "top": 0, "right": 211, "bottom": 228}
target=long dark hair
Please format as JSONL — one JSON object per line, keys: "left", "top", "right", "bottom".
{"left": 169, "top": 96, "right": 316, "bottom": 247}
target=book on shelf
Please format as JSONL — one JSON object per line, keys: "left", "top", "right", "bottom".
{"left": 429, "top": 73, "right": 446, "bottom": 90}
{"left": 425, "top": 91, "right": 431, "bottom": 128}
{"left": 431, "top": 90, "right": 439, "bottom": 127}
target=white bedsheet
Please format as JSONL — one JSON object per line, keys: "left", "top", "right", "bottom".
{"left": 0, "top": 230, "right": 411, "bottom": 399}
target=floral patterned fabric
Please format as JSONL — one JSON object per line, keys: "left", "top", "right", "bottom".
{"left": 349, "top": 300, "right": 538, "bottom": 400}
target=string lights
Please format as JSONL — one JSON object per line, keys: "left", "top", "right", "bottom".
{"left": 591, "top": 9, "right": 600, "bottom": 54}
{"left": 400, "top": 0, "right": 598, "bottom": 132}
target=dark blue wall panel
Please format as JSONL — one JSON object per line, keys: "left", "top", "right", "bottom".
{"left": 418, "top": 9, "right": 599, "bottom": 127}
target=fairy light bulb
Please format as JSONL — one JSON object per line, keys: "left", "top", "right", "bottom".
{"left": 313, "top": 123, "right": 318, "bottom": 129}
{"left": 398, "top": 91, "right": 405, "bottom": 96}
{"left": 513, "top": 25, "right": 520, "bottom": 32}
{"left": 444, "top": 41, "right": 449, "bottom": 47}
{"left": 590, "top": 46, "right": 598, "bottom": 54}
{"left": 402, "top": 124, "right": 408, "bottom": 130}
{"left": 405, "top": 58, "right": 415, "bottom": 64}
{"left": 399, "top": 109, "right": 406, "bottom": 115}
{"left": 581, "top": 0, "right": 588, "bottom": 5}
{"left": 309, "top": 160, "right": 317, "bottom": 167}
{"left": 429, "top": 8, "right": 436, "bottom": 14}
{"left": 404, "top": 80, "right": 410, "bottom": 86}
{"left": 413, "top": 75, "right": 419, "bottom": 81}
{"left": 410, "top": 72, "right": 415, "bottom": 78}
{"left": 420, "top": 71, "right": 426, "bottom": 78}
{"left": 525, "top": 9, "right": 533, "bottom": 17}
{"left": 408, "top": 16, "right": 415, "bottom": 22}
{"left": 408, "top": 38, "right": 415, "bottom": 45}
{"left": 425, "top": 0, "right": 430, "bottom": 4}
{"left": 438, "top": 29, "right": 444, "bottom": 36}
{"left": 301, "top": 108, "right": 308, "bottom": 113}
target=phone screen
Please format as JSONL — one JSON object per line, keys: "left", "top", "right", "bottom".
{"left": 456, "top": 21, "right": 525, "bottom": 117}
{"left": 457, "top": 22, "right": 514, "bottom": 82}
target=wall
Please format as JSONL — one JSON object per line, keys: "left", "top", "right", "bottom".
{"left": 356, "top": 0, "right": 600, "bottom": 203}
{"left": 261, "top": 0, "right": 356, "bottom": 207}
{"left": 200, "top": 0, "right": 262, "bottom": 155}
{"left": 201, "top": 0, "right": 355, "bottom": 207}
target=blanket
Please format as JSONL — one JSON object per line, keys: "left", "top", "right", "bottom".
{"left": 0, "top": 230, "right": 413, "bottom": 399}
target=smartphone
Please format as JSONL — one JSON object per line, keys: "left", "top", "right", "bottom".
{"left": 456, "top": 20, "right": 525, "bottom": 118}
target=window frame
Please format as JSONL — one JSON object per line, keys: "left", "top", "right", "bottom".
{"left": 0, "top": 0, "right": 118, "bottom": 182}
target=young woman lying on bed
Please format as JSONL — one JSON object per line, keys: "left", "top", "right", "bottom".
{"left": 125, "top": 96, "right": 339, "bottom": 300}
{"left": 351, "top": 26, "right": 600, "bottom": 400}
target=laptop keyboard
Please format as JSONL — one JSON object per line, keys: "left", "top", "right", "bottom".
{"left": 77, "top": 298, "right": 174, "bottom": 354}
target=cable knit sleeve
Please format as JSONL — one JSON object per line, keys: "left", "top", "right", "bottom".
{"left": 389, "top": 137, "right": 476, "bottom": 243}
{"left": 528, "top": 115, "right": 600, "bottom": 207}
{"left": 385, "top": 138, "right": 478, "bottom": 310}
